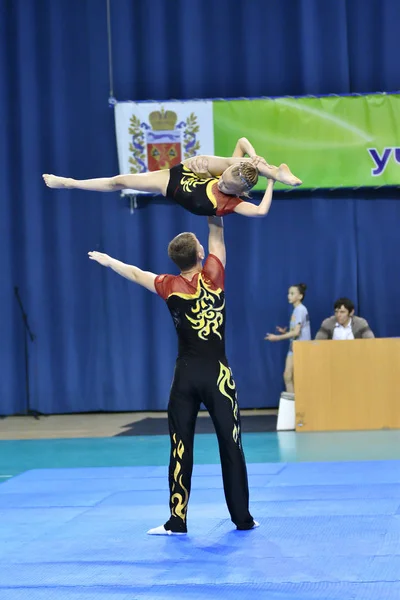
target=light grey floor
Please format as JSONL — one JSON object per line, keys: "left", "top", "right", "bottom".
{"left": 0, "top": 409, "right": 276, "bottom": 440}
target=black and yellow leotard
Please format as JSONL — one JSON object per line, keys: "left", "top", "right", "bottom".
{"left": 166, "top": 163, "right": 243, "bottom": 216}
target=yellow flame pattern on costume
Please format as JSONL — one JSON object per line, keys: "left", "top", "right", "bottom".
{"left": 171, "top": 433, "right": 189, "bottom": 521}
{"left": 217, "top": 362, "right": 240, "bottom": 443}
{"left": 185, "top": 277, "right": 225, "bottom": 340}
{"left": 180, "top": 165, "right": 213, "bottom": 190}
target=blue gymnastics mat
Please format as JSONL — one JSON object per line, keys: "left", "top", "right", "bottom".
{"left": 0, "top": 460, "right": 399, "bottom": 599}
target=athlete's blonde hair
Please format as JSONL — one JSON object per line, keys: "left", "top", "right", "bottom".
{"left": 231, "top": 162, "right": 258, "bottom": 195}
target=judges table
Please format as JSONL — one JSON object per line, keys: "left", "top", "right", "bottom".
{"left": 293, "top": 338, "right": 400, "bottom": 432}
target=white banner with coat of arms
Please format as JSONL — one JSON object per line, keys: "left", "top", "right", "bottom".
{"left": 114, "top": 101, "right": 215, "bottom": 195}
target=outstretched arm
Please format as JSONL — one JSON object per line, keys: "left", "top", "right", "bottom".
{"left": 265, "top": 324, "right": 301, "bottom": 342}
{"left": 232, "top": 137, "right": 256, "bottom": 158}
{"left": 88, "top": 251, "right": 157, "bottom": 293}
{"left": 207, "top": 216, "right": 226, "bottom": 268}
{"left": 234, "top": 179, "right": 275, "bottom": 218}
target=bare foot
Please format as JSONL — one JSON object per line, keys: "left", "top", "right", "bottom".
{"left": 42, "top": 174, "right": 71, "bottom": 189}
{"left": 276, "top": 164, "right": 302, "bottom": 187}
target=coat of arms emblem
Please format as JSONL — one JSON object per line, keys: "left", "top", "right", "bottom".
{"left": 128, "top": 107, "right": 200, "bottom": 173}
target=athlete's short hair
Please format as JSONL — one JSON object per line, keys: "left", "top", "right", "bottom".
{"left": 168, "top": 232, "right": 198, "bottom": 271}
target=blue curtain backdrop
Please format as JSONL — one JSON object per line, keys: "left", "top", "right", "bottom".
{"left": 1, "top": 0, "right": 400, "bottom": 415}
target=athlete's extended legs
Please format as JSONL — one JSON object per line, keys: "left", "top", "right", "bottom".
{"left": 42, "top": 169, "right": 170, "bottom": 196}
{"left": 148, "top": 362, "right": 200, "bottom": 535}
{"left": 148, "top": 359, "right": 257, "bottom": 535}
{"left": 203, "top": 360, "right": 256, "bottom": 530}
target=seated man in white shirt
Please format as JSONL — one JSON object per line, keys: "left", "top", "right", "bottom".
{"left": 315, "top": 297, "right": 375, "bottom": 340}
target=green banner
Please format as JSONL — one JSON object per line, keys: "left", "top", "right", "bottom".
{"left": 213, "top": 94, "right": 400, "bottom": 190}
